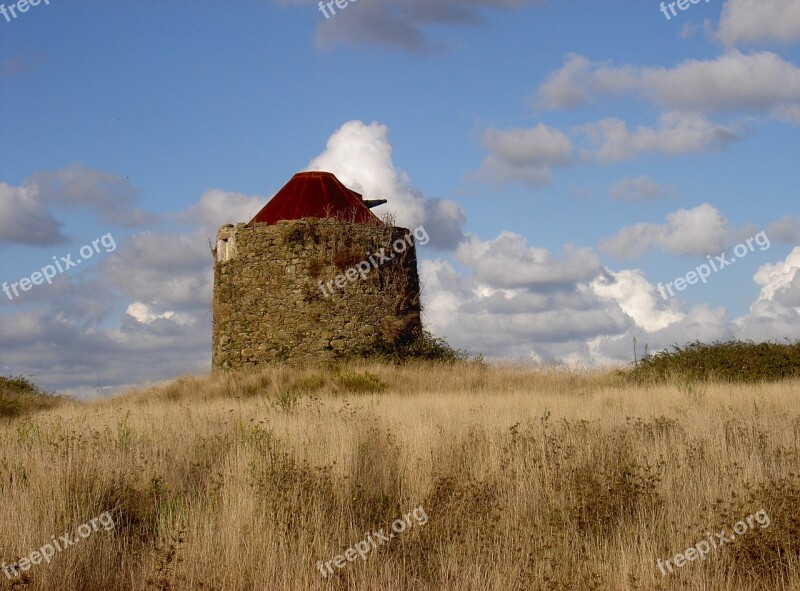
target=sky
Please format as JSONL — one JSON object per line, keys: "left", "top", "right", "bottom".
{"left": 1, "top": 0, "right": 799, "bottom": 397}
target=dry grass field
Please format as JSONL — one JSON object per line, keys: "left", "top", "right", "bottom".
{"left": 1, "top": 363, "right": 799, "bottom": 590}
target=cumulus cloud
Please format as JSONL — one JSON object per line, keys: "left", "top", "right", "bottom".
{"left": 421, "top": 256, "right": 633, "bottom": 362}
{"left": 575, "top": 112, "right": 738, "bottom": 163}
{"left": 537, "top": 51, "right": 800, "bottom": 119}
{"left": 179, "top": 189, "right": 265, "bottom": 236}
{"left": 0, "top": 305, "right": 209, "bottom": 397}
{"left": 610, "top": 175, "right": 672, "bottom": 202}
{"left": 421, "top": 233, "right": 644, "bottom": 363}
{"left": 0, "top": 182, "right": 66, "bottom": 245}
{"left": 0, "top": 224, "right": 212, "bottom": 395}
{"left": 26, "top": 163, "right": 155, "bottom": 226}
{"left": 602, "top": 207, "right": 800, "bottom": 261}
{"left": 0, "top": 165, "right": 155, "bottom": 246}
{"left": 102, "top": 232, "right": 212, "bottom": 313}
{"left": 751, "top": 247, "right": 800, "bottom": 307}
{"left": 678, "top": 22, "right": 701, "bottom": 40}
{"left": 125, "top": 302, "right": 175, "bottom": 324}
{"left": 479, "top": 113, "right": 738, "bottom": 187}
{"left": 772, "top": 104, "right": 800, "bottom": 124}
{"left": 476, "top": 124, "right": 574, "bottom": 186}
{"left": 456, "top": 232, "right": 602, "bottom": 288}
{"left": 536, "top": 54, "right": 594, "bottom": 110}
{"left": 600, "top": 203, "right": 730, "bottom": 259}
{"left": 421, "top": 235, "right": 705, "bottom": 364}
{"left": 280, "top": 0, "right": 545, "bottom": 52}
{"left": 589, "top": 303, "right": 733, "bottom": 365}
{"left": 307, "top": 120, "right": 466, "bottom": 249}
{"left": 718, "top": 0, "right": 800, "bottom": 46}
{"left": 734, "top": 247, "right": 800, "bottom": 340}
{"left": 0, "top": 166, "right": 240, "bottom": 394}
{"left": 766, "top": 214, "right": 800, "bottom": 242}
{"left": 486, "top": 51, "right": 793, "bottom": 183}
{"left": 590, "top": 268, "right": 684, "bottom": 332}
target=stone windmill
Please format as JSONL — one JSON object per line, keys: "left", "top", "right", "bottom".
{"left": 212, "top": 171, "right": 422, "bottom": 370}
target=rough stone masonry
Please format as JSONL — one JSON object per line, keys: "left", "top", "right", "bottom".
{"left": 212, "top": 217, "right": 422, "bottom": 370}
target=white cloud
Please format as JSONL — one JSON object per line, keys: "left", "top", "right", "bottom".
{"left": 537, "top": 53, "right": 593, "bottom": 110}
{"left": 456, "top": 232, "right": 602, "bottom": 288}
{"left": 610, "top": 175, "right": 672, "bottom": 202}
{"left": 603, "top": 208, "right": 799, "bottom": 260}
{"left": 102, "top": 232, "right": 212, "bottom": 312}
{"left": 537, "top": 50, "right": 800, "bottom": 118}
{"left": 734, "top": 247, "right": 800, "bottom": 340}
{"left": 576, "top": 112, "right": 738, "bottom": 163}
{"left": 600, "top": 203, "right": 729, "bottom": 259}
{"left": 640, "top": 51, "right": 800, "bottom": 112}
{"left": 718, "top": 0, "right": 800, "bottom": 46}
{"left": 180, "top": 189, "right": 265, "bottom": 236}
{"left": 421, "top": 235, "right": 701, "bottom": 364}
{"left": 0, "top": 164, "right": 156, "bottom": 246}
{"left": 26, "top": 163, "right": 155, "bottom": 226}
{"left": 590, "top": 268, "right": 684, "bottom": 332}
{"left": 772, "top": 104, "right": 800, "bottom": 124}
{"left": 482, "top": 126, "right": 573, "bottom": 167}
{"left": 766, "top": 214, "right": 800, "bottom": 242}
{"left": 0, "top": 301, "right": 209, "bottom": 397}
{"left": 678, "top": 21, "right": 701, "bottom": 39}
{"left": 750, "top": 247, "right": 800, "bottom": 312}
{"left": 0, "top": 182, "right": 66, "bottom": 246}
{"left": 126, "top": 302, "right": 175, "bottom": 324}
{"left": 477, "top": 124, "right": 573, "bottom": 186}
{"left": 283, "top": 0, "right": 546, "bottom": 52}
{"left": 307, "top": 120, "right": 466, "bottom": 249}
{"left": 0, "top": 223, "right": 212, "bottom": 394}
{"left": 423, "top": 234, "right": 633, "bottom": 362}
{"left": 589, "top": 303, "right": 733, "bottom": 365}
{"left": 422, "top": 267, "right": 633, "bottom": 361}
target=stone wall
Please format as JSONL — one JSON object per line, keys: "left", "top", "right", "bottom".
{"left": 212, "top": 218, "right": 421, "bottom": 370}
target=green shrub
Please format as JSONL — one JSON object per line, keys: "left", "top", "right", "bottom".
{"left": 0, "top": 375, "right": 62, "bottom": 418}
{"left": 347, "top": 330, "right": 474, "bottom": 364}
{"left": 625, "top": 340, "right": 800, "bottom": 384}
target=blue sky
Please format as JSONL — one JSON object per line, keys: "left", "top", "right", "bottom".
{"left": 1, "top": 0, "right": 799, "bottom": 396}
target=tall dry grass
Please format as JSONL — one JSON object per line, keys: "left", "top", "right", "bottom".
{"left": 1, "top": 363, "right": 799, "bottom": 590}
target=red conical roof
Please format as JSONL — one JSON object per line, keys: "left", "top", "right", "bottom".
{"left": 248, "top": 171, "right": 383, "bottom": 226}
